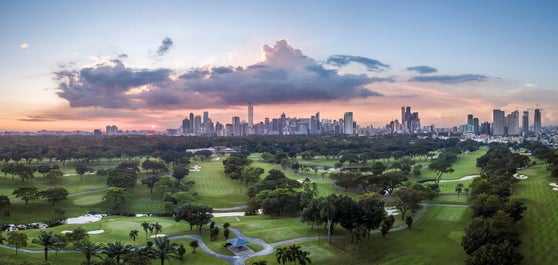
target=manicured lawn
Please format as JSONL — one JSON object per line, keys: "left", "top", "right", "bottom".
{"left": 514, "top": 164, "right": 558, "bottom": 265}
{"left": 246, "top": 205, "right": 471, "bottom": 265}
{"left": 188, "top": 160, "right": 249, "bottom": 208}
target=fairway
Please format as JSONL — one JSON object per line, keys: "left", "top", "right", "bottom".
{"left": 514, "top": 165, "right": 558, "bottom": 265}
{"left": 188, "top": 159, "right": 249, "bottom": 208}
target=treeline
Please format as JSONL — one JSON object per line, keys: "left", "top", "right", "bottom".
{"left": 461, "top": 143, "right": 529, "bottom": 265}
{"left": 0, "top": 135, "right": 479, "bottom": 166}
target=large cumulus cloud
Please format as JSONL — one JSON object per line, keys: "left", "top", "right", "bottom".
{"left": 54, "top": 40, "right": 390, "bottom": 110}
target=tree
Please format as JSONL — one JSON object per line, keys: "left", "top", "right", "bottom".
{"left": 46, "top": 169, "right": 64, "bottom": 182}
{"left": 406, "top": 216, "right": 414, "bottom": 229}
{"left": 370, "top": 161, "right": 386, "bottom": 175}
{"left": 7, "top": 232, "right": 28, "bottom": 255}
{"left": 151, "top": 237, "right": 178, "bottom": 265}
{"left": 103, "top": 241, "right": 132, "bottom": 264}
{"left": 174, "top": 204, "right": 213, "bottom": 234}
{"left": 393, "top": 187, "right": 423, "bottom": 220}
{"left": 241, "top": 166, "right": 265, "bottom": 184}
{"left": 107, "top": 168, "right": 138, "bottom": 188}
{"left": 172, "top": 166, "right": 189, "bottom": 183}
{"left": 129, "top": 230, "right": 139, "bottom": 246}
{"left": 153, "top": 222, "right": 163, "bottom": 235}
{"left": 103, "top": 187, "right": 128, "bottom": 211}
{"left": 75, "top": 164, "right": 91, "bottom": 180}
{"left": 276, "top": 244, "right": 311, "bottom": 265}
{"left": 177, "top": 243, "right": 186, "bottom": 261}
{"left": 189, "top": 240, "right": 199, "bottom": 253}
{"left": 466, "top": 240, "right": 523, "bottom": 265}
{"left": 141, "top": 175, "right": 161, "bottom": 193}
{"left": 0, "top": 195, "right": 10, "bottom": 215}
{"left": 32, "top": 230, "right": 59, "bottom": 261}
{"left": 141, "top": 221, "right": 151, "bottom": 240}
{"left": 429, "top": 159, "right": 454, "bottom": 184}
{"left": 40, "top": 187, "right": 69, "bottom": 205}
{"left": 358, "top": 195, "right": 386, "bottom": 239}
{"left": 155, "top": 176, "right": 179, "bottom": 194}
{"left": 320, "top": 197, "right": 337, "bottom": 244}
{"left": 380, "top": 215, "right": 395, "bottom": 238}
{"left": 76, "top": 240, "right": 104, "bottom": 265}
{"left": 13, "top": 164, "right": 35, "bottom": 183}
{"left": 455, "top": 183, "right": 464, "bottom": 197}
{"left": 37, "top": 165, "right": 52, "bottom": 177}
{"left": 12, "top": 186, "right": 39, "bottom": 206}
{"left": 67, "top": 226, "right": 89, "bottom": 244}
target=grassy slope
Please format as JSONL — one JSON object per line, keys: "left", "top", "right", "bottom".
{"left": 188, "top": 159, "right": 249, "bottom": 208}
{"left": 246, "top": 206, "right": 471, "bottom": 265}
{"left": 514, "top": 164, "right": 558, "bottom": 265}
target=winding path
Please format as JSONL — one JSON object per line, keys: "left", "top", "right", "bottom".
{"left": 0, "top": 203, "right": 468, "bottom": 264}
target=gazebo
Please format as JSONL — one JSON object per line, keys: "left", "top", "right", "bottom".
{"left": 227, "top": 237, "right": 250, "bottom": 248}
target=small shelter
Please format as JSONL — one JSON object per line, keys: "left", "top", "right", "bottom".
{"left": 227, "top": 237, "right": 250, "bottom": 248}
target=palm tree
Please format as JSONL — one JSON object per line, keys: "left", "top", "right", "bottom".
{"left": 76, "top": 240, "right": 104, "bottom": 265}
{"left": 141, "top": 221, "right": 151, "bottom": 239}
{"left": 129, "top": 230, "right": 139, "bottom": 246}
{"left": 32, "top": 230, "right": 59, "bottom": 261}
{"left": 151, "top": 237, "right": 178, "bottom": 265}
{"left": 319, "top": 200, "right": 336, "bottom": 244}
{"left": 251, "top": 261, "right": 268, "bottom": 265}
{"left": 153, "top": 222, "right": 163, "bottom": 235}
{"left": 103, "top": 241, "right": 132, "bottom": 264}
{"left": 455, "top": 183, "right": 464, "bottom": 197}
{"left": 276, "top": 247, "right": 290, "bottom": 265}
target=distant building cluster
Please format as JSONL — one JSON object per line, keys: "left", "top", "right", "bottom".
{"left": 174, "top": 104, "right": 359, "bottom": 137}
{"left": 386, "top": 106, "right": 422, "bottom": 134}
{"left": 460, "top": 108, "right": 542, "bottom": 137}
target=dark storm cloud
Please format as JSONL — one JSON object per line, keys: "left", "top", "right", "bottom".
{"left": 408, "top": 74, "right": 488, "bottom": 84}
{"left": 118, "top": 53, "right": 128, "bottom": 59}
{"left": 406, "top": 65, "right": 437, "bottom": 74}
{"left": 54, "top": 40, "right": 390, "bottom": 110}
{"left": 157, "top": 37, "right": 174, "bottom": 56}
{"left": 326, "top": 55, "right": 390, "bottom": 72}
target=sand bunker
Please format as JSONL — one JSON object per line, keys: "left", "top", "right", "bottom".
{"left": 513, "top": 173, "right": 528, "bottom": 180}
{"left": 150, "top": 234, "right": 166, "bottom": 238}
{"left": 61, "top": 230, "right": 73, "bottom": 234}
{"left": 65, "top": 214, "right": 106, "bottom": 224}
{"left": 190, "top": 165, "right": 202, "bottom": 172}
{"left": 439, "top": 175, "right": 480, "bottom": 183}
{"left": 385, "top": 206, "right": 399, "bottom": 216}
{"left": 88, "top": 229, "right": 104, "bottom": 234}
{"left": 550, "top": 183, "right": 558, "bottom": 187}
{"left": 213, "top": 212, "right": 245, "bottom": 217}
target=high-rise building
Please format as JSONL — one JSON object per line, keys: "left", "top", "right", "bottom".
{"left": 492, "top": 109, "right": 505, "bottom": 136}
{"left": 232, "top": 116, "right": 242, "bottom": 136}
{"left": 194, "top": 115, "right": 202, "bottom": 134}
{"left": 247, "top": 103, "right": 254, "bottom": 135}
{"left": 467, "top": 114, "right": 474, "bottom": 125}
{"left": 522, "top": 111, "right": 529, "bottom": 135}
{"left": 534, "top": 108, "right": 542, "bottom": 133}
{"left": 182, "top": 118, "right": 190, "bottom": 135}
{"left": 106, "top": 125, "right": 118, "bottom": 136}
{"left": 344, "top": 112, "right": 354, "bottom": 135}
{"left": 507, "top": 110, "right": 519, "bottom": 136}
{"left": 189, "top": 113, "right": 194, "bottom": 134}
{"left": 473, "top": 118, "right": 479, "bottom": 134}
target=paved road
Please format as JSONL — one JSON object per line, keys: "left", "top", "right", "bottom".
{"left": 0, "top": 203, "right": 469, "bottom": 264}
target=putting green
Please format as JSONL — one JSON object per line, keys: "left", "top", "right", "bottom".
{"left": 73, "top": 194, "right": 104, "bottom": 205}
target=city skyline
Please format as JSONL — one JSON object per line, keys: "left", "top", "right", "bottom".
{"left": 1, "top": 1, "right": 558, "bottom": 131}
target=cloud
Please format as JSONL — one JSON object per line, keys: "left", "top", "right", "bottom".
{"left": 54, "top": 39, "right": 390, "bottom": 110}
{"left": 406, "top": 65, "right": 437, "bottom": 74}
{"left": 408, "top": 74, "right": 488, "bottom": 84}
{"left": 19, "top": 43, "right": 29, "bottom": 49}
{"left": 157, "top": 37, "right": 173, "bottom": 56}
{"left": 118, "top": 53, "right": 128, "bottom": 59}
{"left": 326, "top": 55, "right": 390, "bottom": 72}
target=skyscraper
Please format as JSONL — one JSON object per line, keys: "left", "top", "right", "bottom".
{"left": 492, "top": 109, "right": 505, "bottom": 136}
{"left": 189, "top": 113, "right": 194, "bottom": 134}
{"left": 182, "top": 118, "right": 190, "bottom": 135}
{"left": 344, "top": 112, "right": 354, "bottom": 135}
{"left": 247, "top": 103, "right": 254, "bottom": 135}
{"left": 534, "top": 108, "right": 542, "bottom": 133}
{"left": 522, "top": 111, "right": 529, "bottom": 135}
{"left": 507, "top": 110, "right": 519, "bottom": 136}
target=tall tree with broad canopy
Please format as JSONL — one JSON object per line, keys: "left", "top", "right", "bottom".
{"left": 12, "top": 186, "right": 39, "bottom": 206}
{"left": 40, "top": 187, "right": 69, "bottom": 205}
{"left": 8, "top": 232, "right": 28, "bottom": 255}
{"left": 173, "top": 204, "right": 213, "bottom": 234}
{"left": 393, "top": 187, "right": 424, "bottom": 220}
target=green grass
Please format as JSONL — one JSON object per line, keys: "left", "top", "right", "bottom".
{"left": 246, "top": 205, "right": 471, "bottom": 265}
{"left": 513, "top": 164, "right": 558, "bottom": 265}
{"left": 187, "top": 160, "right": 249, "bottom": 208}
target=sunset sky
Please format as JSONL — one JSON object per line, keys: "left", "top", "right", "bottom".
{"left": 1, "top": 1, "right": 557, "bottom": 131}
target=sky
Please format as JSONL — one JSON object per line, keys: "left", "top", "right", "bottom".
{"left": 1, "top": 0, "right": 557, "bottom": 131}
